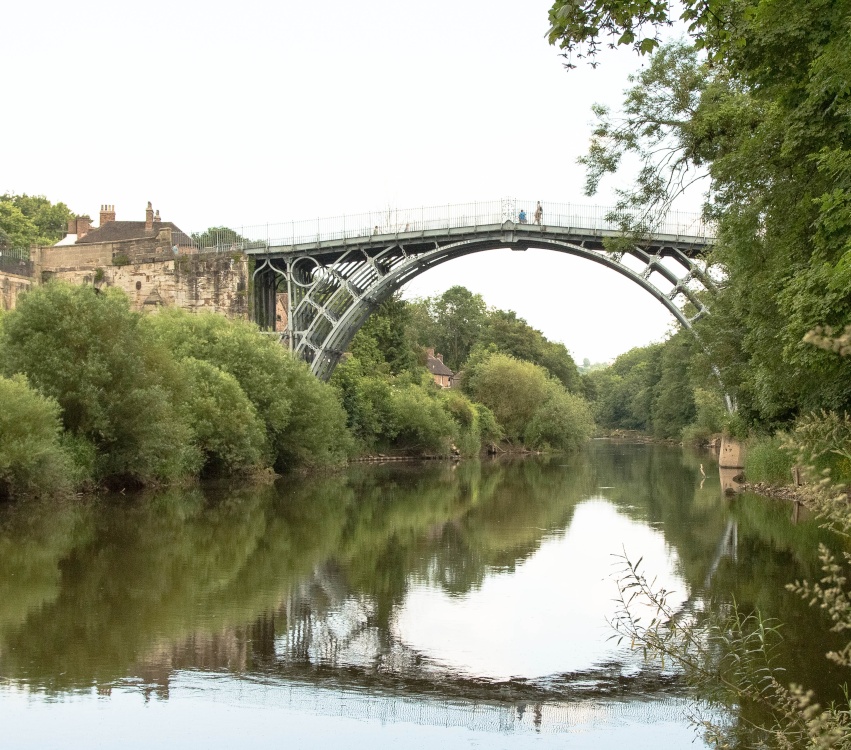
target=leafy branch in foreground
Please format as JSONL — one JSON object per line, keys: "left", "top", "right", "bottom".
{"left": 611, "top": 553, "right": 851, "bottom": 748}
{"left": 579, "top": 43, "right": 711, "bottom": 229}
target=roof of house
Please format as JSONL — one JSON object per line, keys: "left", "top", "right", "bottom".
{"left": 76, "top": 221, "right": 192, "bottom": 246}
{"left": 426, "top": 354, "right": 454, "bottom": 377}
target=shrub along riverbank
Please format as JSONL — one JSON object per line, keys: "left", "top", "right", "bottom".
{"left": 0, "top": 283, "right": 595, "bottom": 500}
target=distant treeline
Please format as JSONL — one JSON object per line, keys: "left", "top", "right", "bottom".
{"left": 582, "top": 331, "right": 726, "bottom": 443}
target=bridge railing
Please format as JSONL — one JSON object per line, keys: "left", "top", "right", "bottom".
{"left": 190, "top": 199, "right": 712, "bottom": 253}
{"left": 0, "top": 247, "right": 34, "bottom": 276}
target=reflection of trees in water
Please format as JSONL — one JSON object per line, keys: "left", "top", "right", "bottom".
{"left": 0, "top": 495, "right": 95, "bottom": 646}
{"left": 0, "top": 445, "right": 834, "bottom": 712}
{"left": 707, "top": 493, "right": 848, "bottom": 708}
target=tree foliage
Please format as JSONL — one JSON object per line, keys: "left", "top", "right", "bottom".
{"left": 0, "top": 375, "right": 71, "bottom": 499}
{"left": 334, "top": 292, "right": 589, "bottom": 455}
{"left": 554, "top": 0, "right": 851, "bottom": 427}
{"left": 413, "top": 286, "right": 488, "bottom": 372}
{"left": 0, "top": 194, "right": 74, "bottom": 248}
{"left": 178, "top": 358, "right": 267, "bottom": 474}
{"left": 554, "top": 3, "right": 851, "bottom": 740}
{"left": 144, "top": 308, "right": 350, "bottom": 470}
{"left": 407, "top": 287, "right": 582, "bottom": 392}
{"left": 463, "top": 352, "right": 592, "bottom": 450}
{"left": 0, "top": 284, "right": 195, "bottom": 485}
{"left": 190, "top": 226, "right": 247, "bottom": 250}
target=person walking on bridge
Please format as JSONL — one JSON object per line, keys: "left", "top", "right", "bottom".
{"left": 534, "top": 201, "right": 543, "bottom": 225}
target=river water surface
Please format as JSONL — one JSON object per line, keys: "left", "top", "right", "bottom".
{"left": 0, "top": 442, "right": 843, "bottom": 748}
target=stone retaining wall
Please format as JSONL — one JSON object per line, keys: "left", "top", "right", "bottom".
{"left": 0, "top": 269, "right": 33, "bottom": 311}
{"left": 15, "top": 244, "right": 250, "bottom": 320}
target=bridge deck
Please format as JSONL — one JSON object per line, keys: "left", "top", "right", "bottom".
{"left": 206, "top": 199, "right": 711, "bottom": 260}
{"left": 246, "top": 221, "right": 712, "bottom": 261}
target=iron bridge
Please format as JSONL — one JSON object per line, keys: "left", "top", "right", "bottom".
{"left": 244, "top": 199, "right": 715, "bottom": 380}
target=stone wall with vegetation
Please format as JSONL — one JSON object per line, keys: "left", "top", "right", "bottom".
{"left": 32, "top": 245, "right": 250, "bottom": 319}
{"left": 0, "top": 269, "right": 32, "bottom": 311}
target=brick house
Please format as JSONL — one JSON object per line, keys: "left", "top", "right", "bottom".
{"left": 57, "top": 202, "right": 192, "bottom": 250}
{"left": 426, "top": 348, "right": 454, "bottom": 388}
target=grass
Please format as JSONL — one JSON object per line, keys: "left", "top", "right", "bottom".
{"left": 745, "top": 435, "right": 793, "bottom": 484}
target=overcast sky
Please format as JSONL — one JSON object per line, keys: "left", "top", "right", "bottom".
{"left": 3, "top": 0, "right": 698, "bottom": 363}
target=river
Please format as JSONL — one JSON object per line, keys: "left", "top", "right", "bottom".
{"left": 0, "top": 441, "right": 844, "bottom": 748}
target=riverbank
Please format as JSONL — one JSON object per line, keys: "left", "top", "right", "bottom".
{"left": 736, "top": 480, "right": 806, "bottom": 503}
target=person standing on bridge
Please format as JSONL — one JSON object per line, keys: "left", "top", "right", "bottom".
{"left": 518, "top": 209, "right": 527, "bottom": 224}
{"left": 534, "top": 201, "right": 543, "bottom": 225}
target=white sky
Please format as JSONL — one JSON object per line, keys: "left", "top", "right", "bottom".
{"left": 2, "top": 0, "right": 695, "bottom": 363}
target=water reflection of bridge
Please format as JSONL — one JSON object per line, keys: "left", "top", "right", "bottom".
{"left": 137, "top": 527, "right": 738, "bottom": 735}
{"left": 161, "top": 669, "right": 699, "bottom": 737}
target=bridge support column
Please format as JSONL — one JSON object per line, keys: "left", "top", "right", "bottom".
{"left": 253, "top": 263, "right": 278, "bottom": 331}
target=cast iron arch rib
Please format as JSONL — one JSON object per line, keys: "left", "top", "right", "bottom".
{"left": 249, "top": 220, "right": 713, "bottom": 381}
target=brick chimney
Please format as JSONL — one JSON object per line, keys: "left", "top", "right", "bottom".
{"left": 154, "top": 209, "right": 161, "bottom": 224}
{"left": 99, "top": 204, "right": 116, "bottom": 225}
{"left": 427, "top": 347, "right": 435, "bottom": 358}
{"left": 436, "top": 352, "right": 444, "bottom": 362}
{"left": 67, "top": 218, "right": 77, "bottom": 234}
{"left": 145, "top": 201, "right": 154, "bottom": 231}
{"left": 76, "top": 216, "right": 92, "bottom": 238}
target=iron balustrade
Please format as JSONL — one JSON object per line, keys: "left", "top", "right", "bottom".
{"left": 187, "top": 199, "right": 712, "bottom": 253}
{"left": 0, "top": 247, "right": 33, "bottom": 277}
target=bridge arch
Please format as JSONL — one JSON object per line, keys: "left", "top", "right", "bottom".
{"left": 250, "top": 219, "right": 714, "bottom": 381}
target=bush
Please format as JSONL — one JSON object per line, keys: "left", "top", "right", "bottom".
{"left": 474, "top": 403, "right": 503, "bottom": 446}
{"left": 145, "top": 308, "right": 350, "bottom": 470}
{"left": 277, "top": 358, "right": 352, "bottom": 468}
{"left": 464, "top": 352, "right": 550, "bottom": 442}
{"left": 0, "top": 375, "right": 71, "bottom": 499}
{"left": 744, "top": 436, "right": 793, "bottom": 484}
{"left": 331, "top": 357, "right": 394, "bottom": 451}
{"left": 178, "top": 358, "right": 267, "bottom": 474}
{"left": 0, "top": 283, "right": 196, "bottom": 485}
{"left": 440, "top": 389, "right": 482, "bottom": 456}
{"left": 386, "top": 384, "right": 457, "bottom": 455}
{"left": 682, "top": 387, "right": 728, "bottom": 444}
{"left": 524, "top": 380, "right": 595, "bottom": 452}
{"left": 788, "top": 411, "right": 851, "bottom": 484}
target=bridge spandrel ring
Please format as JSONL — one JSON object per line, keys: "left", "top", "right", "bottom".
{"left": 290, "top": 256, "right": 322, "bottom": 289}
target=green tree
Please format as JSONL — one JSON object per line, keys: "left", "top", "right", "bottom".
{"left": 0, "top": 202, "right": 36, "bottom": 250}
{"left": 331, "top": 356, "right": 395, "bottom": 451}
{"left": 178, "top": 358, "right": 267, "bottom": 474}
{"left": 428, "top": 286, "right": 487, "bottom": 371}
{"left": 551, "top": 3, "right": 851, "bottom": 742}
{"left": 350, "top": 295, "right": 420, "bottom": 375}
{"left": 524, "top": 380, "right": 595, "bottom": 452}
{"left": 650, "top": 331, "right": 696, "bottom": 438}
{"left": 464, "top": 353, "right": 551, "bottom": 443}
{"left": 0, "top": 194, "right": 73, "bottom": 247}
{"left": 0, "top": 284, "right": 196, "bottom": 485}
{"left": 480, "top": 309, "right": 582, "bottom": 392}
{"left": 386, "top": 383, "right": 458, "bottom": 455}
{"left": 190, "top": 226, "right": 247, "bottom": 250}
{"left": 144, "top": 308, "right": 350, "bottom": 469}
{"left": 550, "top": 4, "right": 851, "bottom": 426}
{"left": 0, "top": 375, "right": 72, "bottom": 499}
